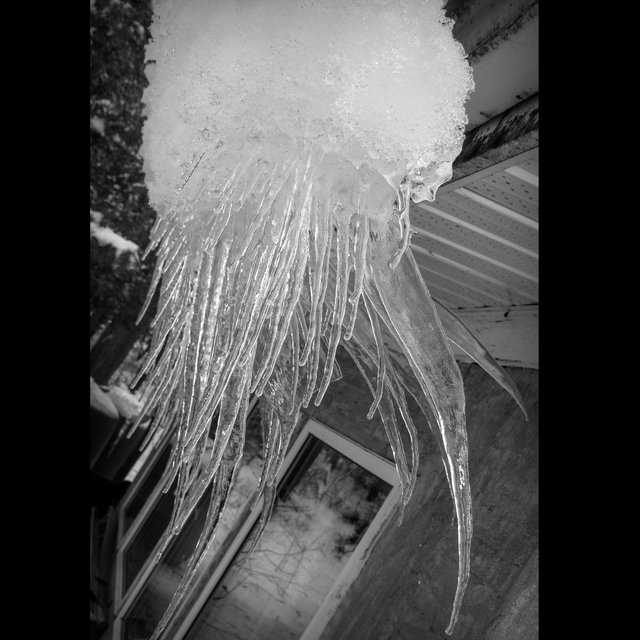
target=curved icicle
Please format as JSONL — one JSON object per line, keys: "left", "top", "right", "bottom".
{"left": 387, "top": 348, "right": 458, "bottom": 521}
{"left": 315, "top": 216, "right": 350, "bottom": 405}
{"left": 364, "top": 226, "right": 472, "bottom": 636}
{"left": 363, "top": 292, "right": 387, "bottom": 420}
{"left": 433, "top": 297, "right": 529, "bottom": 421}
{"left": 340, "top": 334, "right": 412, "bottom": 517}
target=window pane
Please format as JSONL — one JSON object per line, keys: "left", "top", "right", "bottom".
{"left": 123, "top": 477, "right": 177, "bottom": 594}
{"left": 184, "top": 436, "right": 391, "bottom": 640}
{"left": 123, "top": 445, "right": 172, "bottom": 535}
{"left": 122, "top": 403, "right": 265, "bottom": 639}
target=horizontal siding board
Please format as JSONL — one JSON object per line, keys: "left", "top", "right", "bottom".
{"left": 410, "top": 237, "right": 538, "bottom": 301}
{"left": 482, "top": 171, "right": 538, "bottom": 206}
{"left": 465, "top": 177, "right": 538, "bottom": 221}
{"left": 518, "top": 156, "right": 538, "bottom": 176}
{"left": 413, "top": 251, "right": 533, "bottom": 306}
{"left": 406, "top": 147, "right": 539, "bottom": 312}
{"left": 420, "top": 270, "right": 496, "bottom": 308}
{"left": 425, "top": 192, "right": 538, "bottom": 253}
{"left": 410, "top": 208, "right": 538, "bottom": 278}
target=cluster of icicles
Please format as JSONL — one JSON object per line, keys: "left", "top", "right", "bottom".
{"left": 131, "top": 143, "right": 528, "bottom": 638}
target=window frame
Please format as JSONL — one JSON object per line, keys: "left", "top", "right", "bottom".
{"left": 112, "top": 397, "right": 260, "bottom": 633}
{"left": 113, "top": 428, "right": 174, "bottom": 616}
{"left": 169, "top": 417, "right": 401, "bottom": 640}
{"left": 112, "top": 413, "right": 401, "bottom": 640}
{"left": 115, "top": 427, "right": 172, "bottom": 548}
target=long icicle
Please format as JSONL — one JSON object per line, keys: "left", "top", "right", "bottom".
{"left": 364, "top": 230, "right": 472, "bottom": 636}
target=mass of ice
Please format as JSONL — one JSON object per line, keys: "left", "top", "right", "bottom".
{"left": 141, "top": 0, "right": 473, "bottom": 213}
{"left": 132, "top": 1, "right": 512, "bottom": 638}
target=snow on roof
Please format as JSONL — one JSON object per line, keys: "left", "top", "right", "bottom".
{"left": 91, "top": 116, "right": 105, "bottom": 135}
{"left": 107, "top": 384, "right": 143, "bottom": 420}
{"left": 90, "top": 216, "right": 139, "bottom": 258}
{"left": 90, "top": 376, "right": 119, "bottom": 420}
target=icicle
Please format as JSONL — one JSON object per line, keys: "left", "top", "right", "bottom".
{"left": 134, "top": 252, "right": 165, "bottom": 325}
{"left": 433, "top": 297, "right": 529, "bottom": 420}
{"left": 160, "top": 352, "right": 254, "bottom": 564}
{"left": 364, "top": 230, "right": 472, "bottom": 636}
{"left": 245, "top": 481, "right": 278, "bottom": 558}
{"left": 383, "top": 358, "right": 419, "bottom": 507}
{"left": 178, "top": 356, "right": 252, "bottom": 532}
{"left": 246, "top": 387, "right": 301, "bottom": 556}
{"left": 150, "top": 424, "right": 246, "bottom": 640}
{"left": 140, "top": 213, "right": 168, "bottom": 262}
{"left": 315, "top": 216, "right": 350, "bottom": 405}
{"left": 389, "top": 184, "right": 412, "bottom": 269}
{"left": 341, "top": 336, "right": 411, "bottom": 518}
{"left": 132, "top": 3, "right": 535, "bottom": 636}
{"left": 252, "top": 404, "right": 281, "bottom": 507}
{"left": 180, "top": 252, "right": 209, "bottom": 432}
{"left": 299, "top": 196, "right": 325, "bottom": 367}
{"left": 232, "top": 162, "right": 287, "bottom": 268}
{"left": 302, "top": 203, "right": 333, "bottom": 407}
{"left": 289, "top": 313, "right": 300, "bottom": 415}
{"left": 390, "top": 357, "right": 457, "bottom": 521}
{"left": 131, "top": 330, "right": 186, "bottom": 434}
{"left": 344, "top": 212, "right": 368, "bottom": 340}
{"left": 363, "top": 292, "right": 386, "bottom": 420}
{"left": 250, "top": 283, "right": 292, "bottom": 395}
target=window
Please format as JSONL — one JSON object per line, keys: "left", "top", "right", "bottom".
{"left": 121, "top": 444, "right": 172, "bottom": 535}
{"left": 113, "top": 398, "right": 264, "bottom": 632}
{"left": 114, "top": 430, "right": 176, "bottom": 611}
{"left": 113, "top": 413, "right": 400, "bottom": 640}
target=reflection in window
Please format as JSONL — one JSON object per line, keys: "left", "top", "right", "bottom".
{"left": 183, "top": 436, "right": 391, "bottom": 640}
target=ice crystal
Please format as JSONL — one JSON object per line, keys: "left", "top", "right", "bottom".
{"left": 133, "top": 1, "right": 524, "bottom": 636}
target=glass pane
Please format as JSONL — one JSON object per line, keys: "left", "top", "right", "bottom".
{"left": 123, "top": 445, "right": 172, "bottom": 535}
{"left": 122, "top": 403, "right": 265, "bottom": 639}
{"left": 184, "top": 436, "right": 391, "bottom": 640}
{"left": 123, "top": 477, "right": 177, "bottom": 594}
